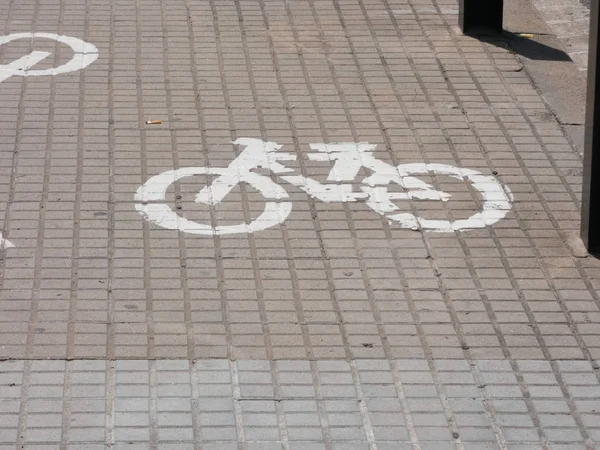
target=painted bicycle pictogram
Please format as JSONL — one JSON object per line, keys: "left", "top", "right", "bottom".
{"left": 135, "top": 138, "right": 513, "bottom": 236}
{"left": 0, "top": 35, "right": 513, "bottom": 246}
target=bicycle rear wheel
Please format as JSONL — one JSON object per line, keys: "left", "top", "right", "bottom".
{"left": 135, "top": 167, "right": 292, "bottom": 236}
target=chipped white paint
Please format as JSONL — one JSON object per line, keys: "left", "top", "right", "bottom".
{"left": 0, "top": 33, "right": 99, "bottom": 249}
{"left": 0, "top": 32, "right": 99, "bottom": 83}
{"left": 0, "top": 238, "right": 15, "bottom": 249}
{"left": 135, "top": 166, "right": 292, "bottom": 235}
{"left": 136, "top": 138, "right": 513, "bottom": 236}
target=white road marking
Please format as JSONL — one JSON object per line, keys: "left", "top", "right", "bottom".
{"left": 0, "top": 32, "right": 100, "bottom": 250}
{"left": 0, "top": 237, "right": 15, "bottom": 249}
{"left": 136, "top": 139, "right": 513, "bottom": 236}
{"left": 0, "top": 51, "right": 51, "bottom": 83}
{"left": 386, "top": 163, "right": 513, "bottom": 232}
{"left": 0, "top": 32, "right": 98, "bottom": 81}
{"left": 135, "top": 167, "right": 292, "bottom": 236}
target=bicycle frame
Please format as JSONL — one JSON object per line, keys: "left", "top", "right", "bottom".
{"left": 195, "top": 138, "right": 445, "bottom": 205}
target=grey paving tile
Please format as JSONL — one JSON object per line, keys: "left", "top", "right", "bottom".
{"left": 0, "top": 0, "right": 599, "bottom": 447}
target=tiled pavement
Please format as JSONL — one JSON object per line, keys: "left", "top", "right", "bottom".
{"left": 1, "top": 359, "right": 600, "bottom": 449}
{"left": 532, "top": 0, "right": 590, "bottom": 72}
{"left": 0, "top": 0, "right": 599, "bottom": 447}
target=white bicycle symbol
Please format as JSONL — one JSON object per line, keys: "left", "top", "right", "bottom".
{"left": 135, "top": 138, "right": 513, "bottom": 235}
{"left": 0, "top": 32, "right": 98, "bottom": 83}
{"left": 0, "top": 32, "right": 99, "bottom": 248}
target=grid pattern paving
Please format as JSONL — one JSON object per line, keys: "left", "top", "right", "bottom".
{"left": 0, "top": 0, "right": 597, "bottom": 363}
{"left": 0, "top": 0, "right": 599, "bottom": 447}
{"left": 1, "top": 359, "right": 599, "bottom": 449}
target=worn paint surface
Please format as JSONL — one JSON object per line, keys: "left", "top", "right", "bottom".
{"left": 0, "top": 32, "right": 99, "bottom": 249}
{"left": 136, "top": 138, "right": 513, "bottom": 235}
{"left": 0, "top": 33, "right": 98, "bottom": 82}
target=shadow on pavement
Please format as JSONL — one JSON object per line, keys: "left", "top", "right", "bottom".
{"left": 475, "top": 31, "right": 573, "bottom": 62}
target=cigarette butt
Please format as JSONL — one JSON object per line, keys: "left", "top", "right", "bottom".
{"left": 518, "top": 33, "right": 534, "bottom": 38}
{"left": 146, "top": 120, "right": 162, "bottom": 125}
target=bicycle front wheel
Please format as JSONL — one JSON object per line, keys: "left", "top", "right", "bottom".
{"left": 387, "top": 163, "right": 513, "bottom": 232}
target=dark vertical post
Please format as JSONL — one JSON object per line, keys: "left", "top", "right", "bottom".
{"left": 583, "top": 0, "right": 600, "bottom": 256}
{"left": 459, "top": 0, "right": 504, "bottom": 34}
